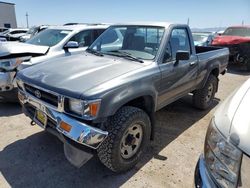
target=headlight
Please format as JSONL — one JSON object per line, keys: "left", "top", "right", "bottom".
{"left": 68, "top": 98, "right": 101, "bottom": 119}
{"left": 204, "top": 118, "right": 242, "bottom": 188}
{"left": 0, "top": 57, "right": 31, "bottom": 71}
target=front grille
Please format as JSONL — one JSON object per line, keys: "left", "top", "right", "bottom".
{"left": 24, "top": 84, "right": 58, "bottom": 107}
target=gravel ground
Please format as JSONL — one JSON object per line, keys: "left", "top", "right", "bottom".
{"left": 0, "top": 65, "right": 249, "bottom": 188}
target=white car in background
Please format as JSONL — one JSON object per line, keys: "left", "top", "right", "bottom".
{"left": 0, "top": 28, "right": 29, "bottom": 41}
{"left": 195, "top": 78, "right": 250, "bottom": 188}
{"left": 0, "top": 24, "right": 109, "bottom": 101}
{"left": 19, "top": 25, "right": 49, "bottom": 42}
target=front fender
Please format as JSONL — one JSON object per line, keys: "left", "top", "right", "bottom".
{"left": 98, "top": 83, "right": 157, "bottom": 118}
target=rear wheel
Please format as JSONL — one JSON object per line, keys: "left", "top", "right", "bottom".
{"left": 97, "top": 106, "right": 151, "bottom": 172}
{"left": 193, "top": 75, "right": 218, "bottom": 110}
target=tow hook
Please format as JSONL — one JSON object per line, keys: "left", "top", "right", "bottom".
{"left": 30, "top": 120, "right": 36, "bottom": 126}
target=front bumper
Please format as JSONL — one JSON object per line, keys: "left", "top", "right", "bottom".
{"left": 194, "top": 155, "right": 217, "bottom": 188}
{"left": 18, "top": 90, "right": 108, "bottom": 150}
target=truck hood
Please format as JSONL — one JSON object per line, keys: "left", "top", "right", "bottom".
{"left": 214, "top": 78, "right": 250, "bottom": 155}
{"left": 18, "top": 53, "right": 144, "bottom": 98}
{"left": 212, "top": 35, "right": 250, "bottom": 45}
{"left": 0, "top": 42, "right": 49, "bottom": 59}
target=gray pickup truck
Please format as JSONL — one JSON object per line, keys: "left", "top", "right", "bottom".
{"left": 17, "top": 22, "right": 229, "bottom": 172}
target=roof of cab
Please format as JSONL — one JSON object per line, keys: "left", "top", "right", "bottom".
{"left": 46, "top": 24, "right": 110, "bottom": 31}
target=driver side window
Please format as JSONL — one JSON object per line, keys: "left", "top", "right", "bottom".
{"left": 170, "top": 28, "right": 191, "bottom": 59}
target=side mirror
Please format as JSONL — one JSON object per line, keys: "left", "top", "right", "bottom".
{"left": 176, "top": 50, "right": 190, "bottom": 61}
{"left": 64, "top": 41, "right": 79, "bottom": 49}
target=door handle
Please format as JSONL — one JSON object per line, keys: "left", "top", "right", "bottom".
{"left": 190, "top": 61, "right": 197, "bottom": 66}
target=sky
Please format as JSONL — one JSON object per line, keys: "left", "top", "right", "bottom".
{"left": 9, "top": 0, "right": 250, "bottom": 28}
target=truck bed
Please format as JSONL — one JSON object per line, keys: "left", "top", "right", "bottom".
{"left": 195, "top": 46, "right": 229, "bottom": 75}
{"left": 195, "top": 46, "right": 225, "bottom": 54}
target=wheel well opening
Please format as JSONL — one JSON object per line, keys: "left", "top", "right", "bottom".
{"left": 123, "top": 96, "right": 154, "bottom": 116}
{"left": 123, "top": 96, "right": 155, "bottom": 140}
{"left": 211, "top": 68, "right": 219, "bottom": 77}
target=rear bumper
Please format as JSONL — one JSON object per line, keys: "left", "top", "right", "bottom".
{"left": 18, "top": 90, "right": 108, "bottom": 150}
{"left": 194, "top": 155, "right": 217, "bottom": 188}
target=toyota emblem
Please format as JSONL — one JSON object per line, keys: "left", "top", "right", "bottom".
{"left": 34, "top": 90, "right": 42, "bottom": 98}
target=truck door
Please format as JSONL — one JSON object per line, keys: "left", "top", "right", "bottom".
{"left": 158, "top": 28, "right": 198, "bottom": 108}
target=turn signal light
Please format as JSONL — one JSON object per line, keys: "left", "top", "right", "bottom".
{"left": 60, "top": 121, "right": 72, "bottom": 132}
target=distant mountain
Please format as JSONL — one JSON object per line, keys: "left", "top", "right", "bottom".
{"left": 191, "top": 27, "right": 226, "bottom": 32}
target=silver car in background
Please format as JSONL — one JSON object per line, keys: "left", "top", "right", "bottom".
{"left": 195, "top": 78, "right": 250, "bottom": 188}
{"left": 192, "top": 32, "right": 214, "bottom": 46}
{"left": 0, "top": 24, "right": 109, "bottom": 101}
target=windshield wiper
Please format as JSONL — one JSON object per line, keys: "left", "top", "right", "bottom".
{"left": 86, "top": 48, "right": 104, "bottom": 57}
{"left": 104, "top": 50, "right": 144, "bottom": 63}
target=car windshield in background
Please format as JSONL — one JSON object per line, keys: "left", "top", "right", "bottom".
{"left": 27, "top": 26, "right": 38, "bottom": 34}
{"left": 192, "top": 34, "right": 209, "bottom": 42}
{"left": 1, "top": 30, "right": 9, "bottom": 35}
{"left": 223, "top": 27, "right": 250, "bottom": 37}
{"left": 89, "top": 26, "right": 165, "bottom": 60}
{"left": 26, "top": 29, "right": 72, "bottom": 47}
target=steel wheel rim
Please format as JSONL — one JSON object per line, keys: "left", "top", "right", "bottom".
{"left": 120, "top": 123, "right": 143, "bottom": 159}
{"left": 205, "top": 83, "right": 214, "bottom": 103}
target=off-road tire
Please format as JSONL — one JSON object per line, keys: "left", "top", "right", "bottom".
{"left": 193, "top": 74, "right": 218, "bottom": 110}
{"left": 97, "top": 106, "right": 151, "bottom": 172}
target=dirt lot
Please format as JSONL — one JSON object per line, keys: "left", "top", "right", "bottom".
{"left": 0, "top": 65, "right": 249, "bottom": 188}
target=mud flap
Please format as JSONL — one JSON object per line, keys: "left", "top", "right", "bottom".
{"left": 64, "top": 141, "right": 93, "bottom": 168}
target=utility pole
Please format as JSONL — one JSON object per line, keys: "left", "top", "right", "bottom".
{"left": 242, "top": 20, "right": 244, "bottom": 26}
{"left": 187, "top": 18, "right": 190, "bottom": 26}
{"left": 26, "top": 12, "right": 29, "bottom": 28}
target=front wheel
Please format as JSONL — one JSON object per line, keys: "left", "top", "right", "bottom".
{"left": 97, "top": 106, "right": 151, "bottom": 172}
{"left": 193, "top": 75, "right": 218, "bottom": 110}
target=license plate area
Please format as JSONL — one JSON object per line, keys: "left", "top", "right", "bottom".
{"left": 34, "top": 109, "right": 47, "bottom": 129}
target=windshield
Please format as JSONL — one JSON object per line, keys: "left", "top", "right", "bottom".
{"left": 26, "top": 29, "right": 72, "bottom": 47}
{"left": 27, "top": 26, "right": 39, "bottom": 34}
{"left": 192, "top": 33, "right": 209, "bottom": 42}
{"left": 89, "top": 26, "right": 165, "bottom": 60}
{"left": 223, "top": 27, "right": 250, "bottom": 37}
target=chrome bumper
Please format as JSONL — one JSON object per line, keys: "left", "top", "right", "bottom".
{"left": 19, "top": 90, "right": 108, "bottom": 149}
{"left": 0, "top": 71, "right": 16, "bottom": 91}
{"left": 194, "top": 155, "right": 217, "bottom": 188}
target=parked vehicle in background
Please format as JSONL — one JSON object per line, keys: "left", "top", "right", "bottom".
{"left": 0, "top": 27, "right": 8, "bottom": 33}
{"left": 195, "top": 78, "right": 250, "bottom": 188}
{"left": 216, "top": 30, "right": 225, "bottom": 36}
{"left": 212, "top": 26, "right": 250, "bottom": 70}
{"left": 0, "top": 37, "right": 7, "bottom": 42}
{"left": 192, "top": 32, "right": 214, "bottom": 46}
{"left": 19, "top": 25, "right": 49, "bottom": 42}
{"left": 0, "top": 24, "right": 109, "bottom": 101}
{"left": 17, "top": 22, "right": 229, "bottom": 172}
{"left": 0, "top": 28, "right": 29, "bottom": 41}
